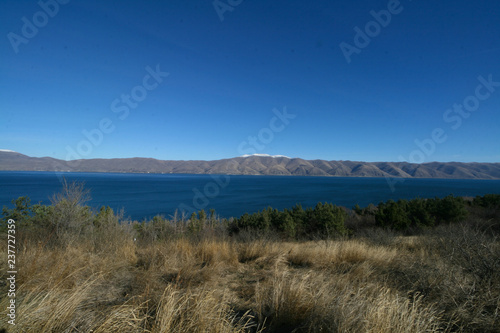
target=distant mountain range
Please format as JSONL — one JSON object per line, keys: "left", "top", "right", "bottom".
{"left": 1, "top": 151, "right": 500, "bottom": 179}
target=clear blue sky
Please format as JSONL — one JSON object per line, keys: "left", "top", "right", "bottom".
{"left": 1, "top": 0, "right": 499, "bottom": 162}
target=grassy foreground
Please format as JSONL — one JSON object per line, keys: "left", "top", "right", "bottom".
{"left": 0, "top": 185, "right": 499, "bottom": 332}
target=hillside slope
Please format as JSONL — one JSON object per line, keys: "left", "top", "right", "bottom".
{"left": 1, "top": 151, "right": 499, "bottom": 179}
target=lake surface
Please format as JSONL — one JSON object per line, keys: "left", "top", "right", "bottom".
{"left": 1, "top": 171, "right": 499, "bottom": 221}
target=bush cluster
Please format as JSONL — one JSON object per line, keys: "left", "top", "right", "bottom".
{"left": 374, "top": 195, "right": 469, "bottom": 231}
{"left": 472, "top": 193, "right": 500, "bottom": 208}
{"left": 230, "top": 203, "right": 348, "bottom": 238}
{"left": 0, "top": 181, "right": 124, "bottom": 247}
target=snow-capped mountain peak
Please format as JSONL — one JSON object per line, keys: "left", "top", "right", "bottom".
{"left": 241, "top": 153, "right": 290, "bottom": 159}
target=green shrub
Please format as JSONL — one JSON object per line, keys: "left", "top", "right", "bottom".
{"left": 473, "top": 193, "right": 500, "bottom": 208}
{"left": 375, "top": 200, "right": 411, "bottom": 231}
{"left": 1, "top": 196, "right": 35, "bottom": 228}
{"left": 407, "top": 198, "right": 435, "bottom": 228}
{"left": 309, "top": 202, "right": 348, "bottom": 236}
{"left": 431, "top": 195, "right": 468, "bottom": 223}
{"left": 232, "top": 203, "right": 347, "bottom": 238}
{"left": 94, "top": 206, "right": 119, "bottom": 230}
{"left": 375, "top": 196, "right": 469, "bottom": 231}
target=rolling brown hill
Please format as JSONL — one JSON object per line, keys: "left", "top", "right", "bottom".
{"left": 1, "top": 151, "right": 500, "bottom": 179}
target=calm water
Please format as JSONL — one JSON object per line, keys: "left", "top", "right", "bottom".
{"left": 1, "top": 171, "right": 499, "bottom": 220}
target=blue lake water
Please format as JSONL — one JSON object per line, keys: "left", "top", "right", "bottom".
{"left": 1, "top": 171, "right": 499, "bottom": 221}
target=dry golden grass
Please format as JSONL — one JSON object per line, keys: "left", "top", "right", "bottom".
{"left": 151, "top": 285, "right": 253, "bottom": 333}
{"left": 286, "top": 239, "right": 399, "bottom": 269}
{"left": 1, "top": 221, "right": 499, "bottom": 332}
{"left": 255, "top": 269, "right": 444, "bottom": 332}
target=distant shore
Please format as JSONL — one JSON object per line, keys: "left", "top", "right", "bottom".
{"left": 1, "top": 151, "right": 500, "bottom": 179}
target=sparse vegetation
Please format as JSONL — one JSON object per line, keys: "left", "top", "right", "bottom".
{"left": 1, "top": 184, "right": 499, "bottom": 332}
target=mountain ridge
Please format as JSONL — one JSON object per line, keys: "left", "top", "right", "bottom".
{"left": 1, "top": 151, "right": 500, "bottom": 179}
